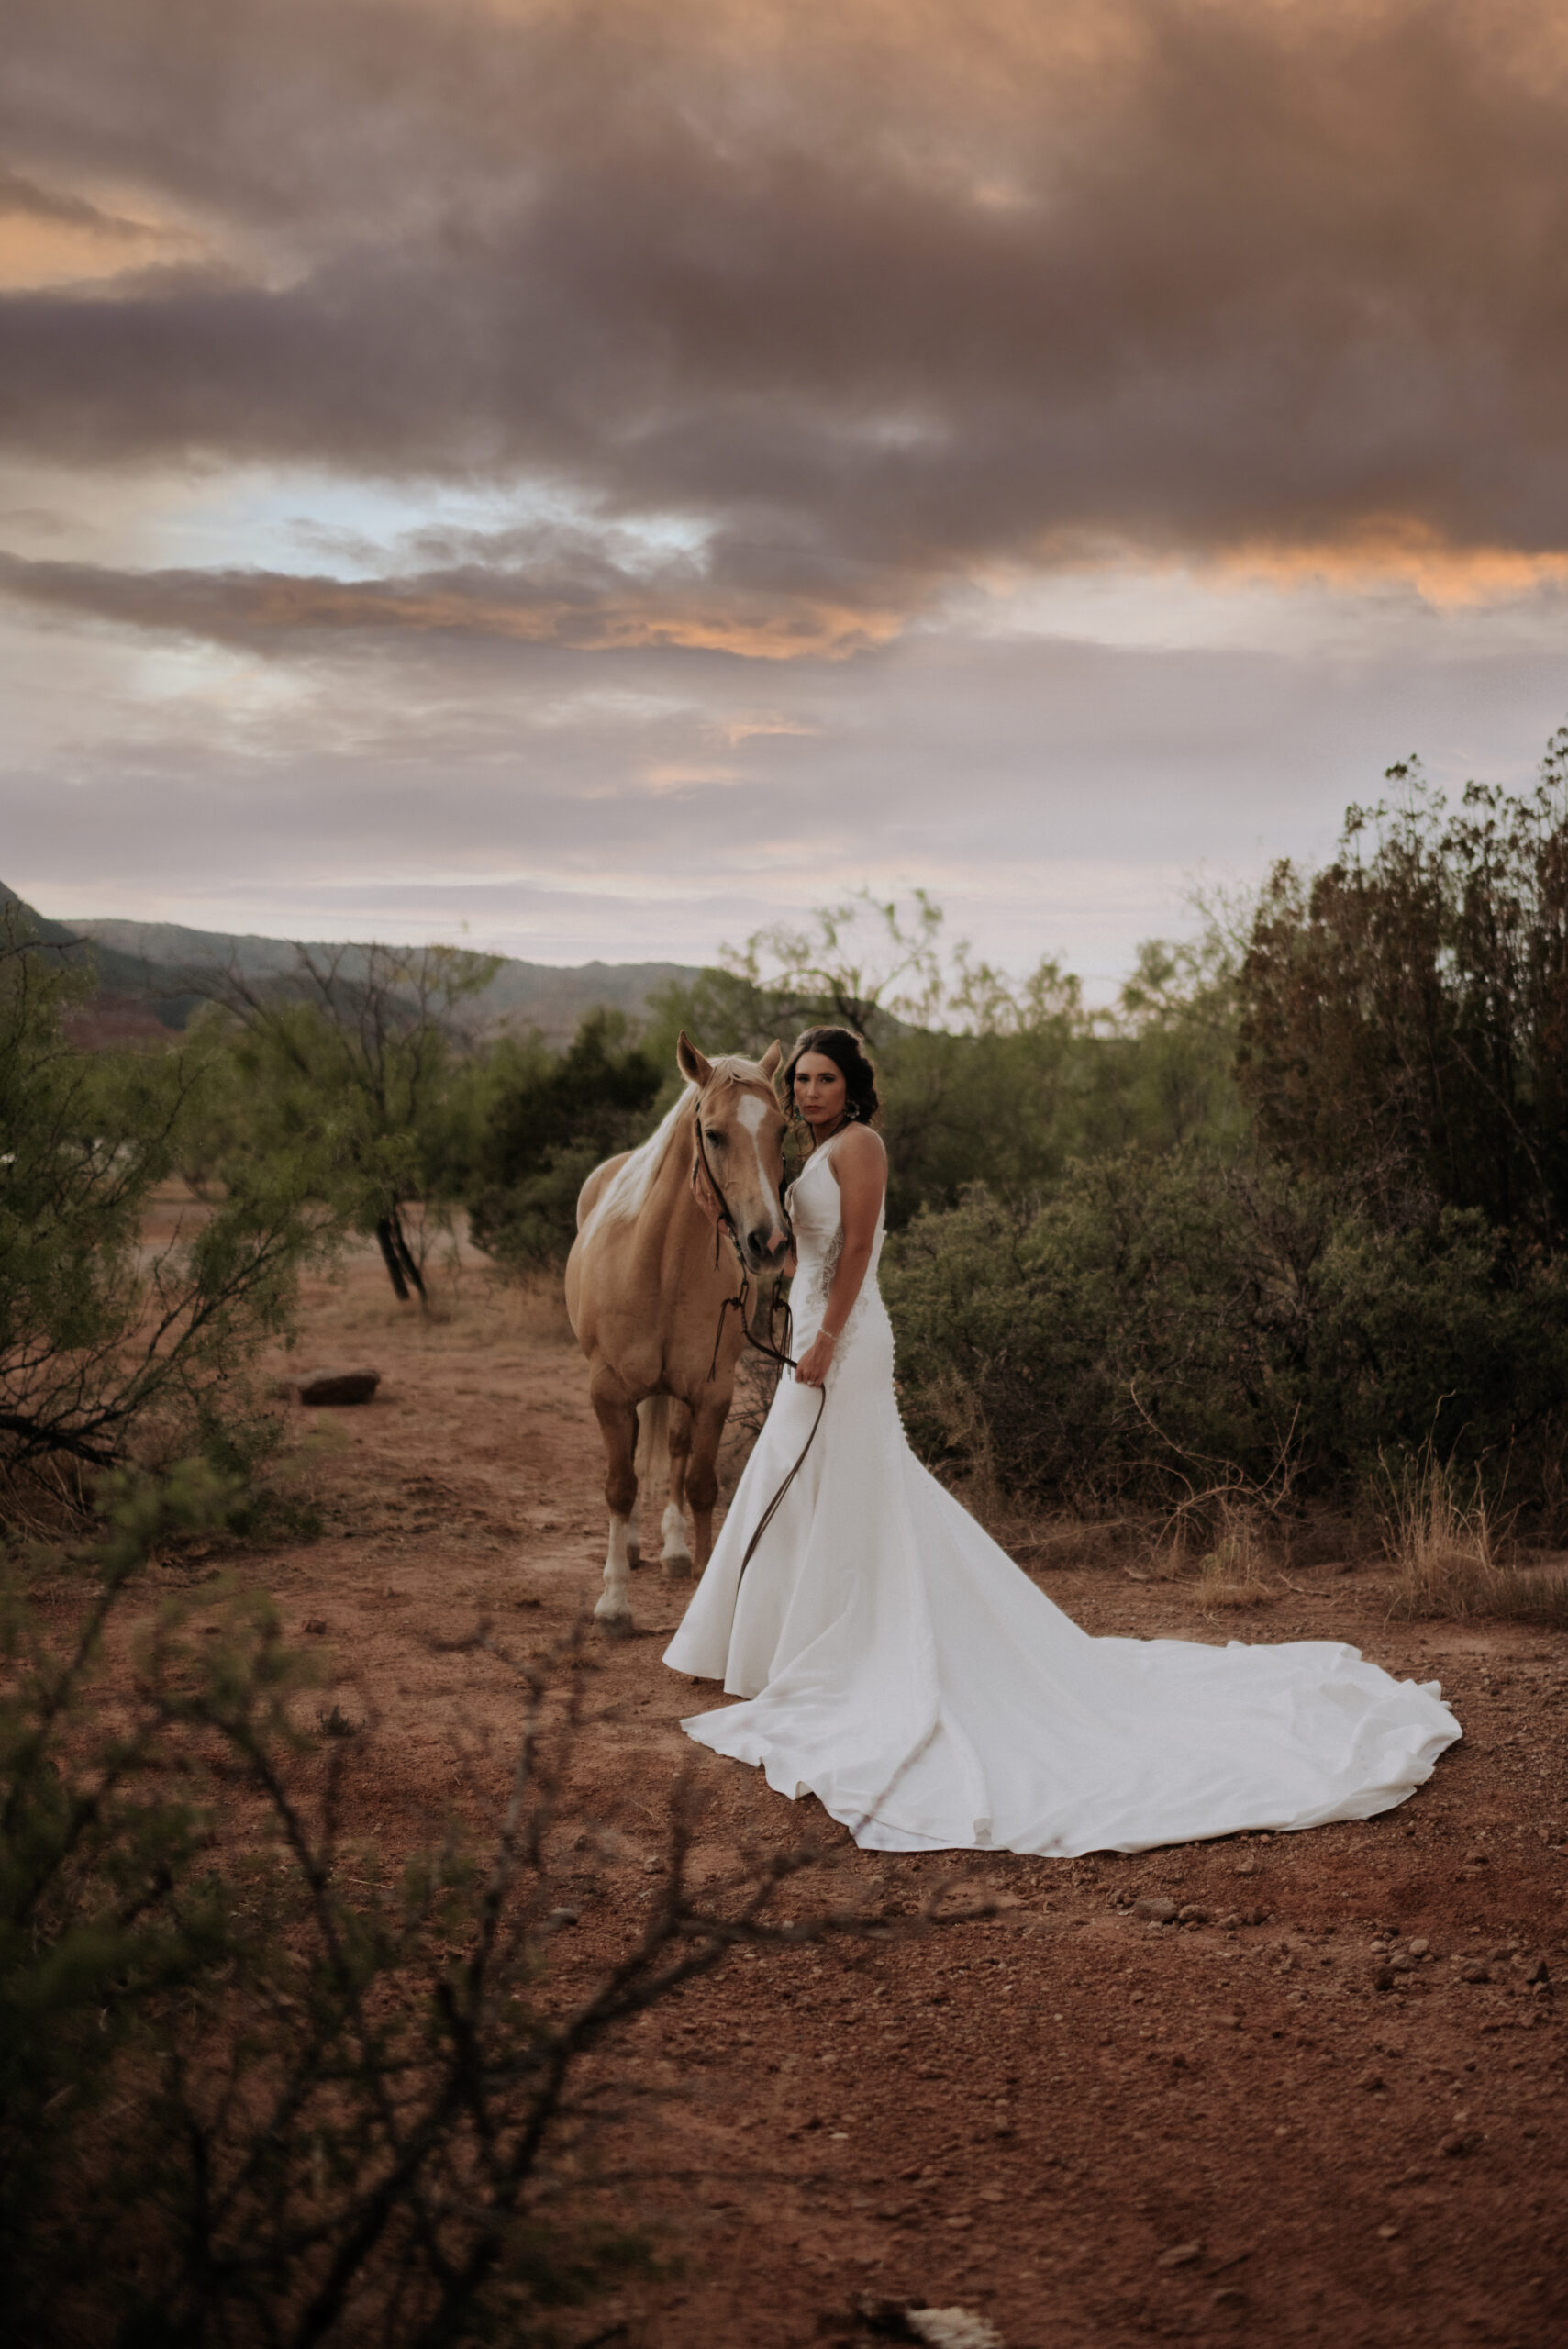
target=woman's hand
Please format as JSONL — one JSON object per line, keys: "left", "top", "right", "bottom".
{"left": 794, "top": 1330, "right": 837, "bottom": 1386}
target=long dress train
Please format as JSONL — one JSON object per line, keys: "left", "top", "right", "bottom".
{"left": 663, "top": 1131, "right": 1461, "bottom": 1854}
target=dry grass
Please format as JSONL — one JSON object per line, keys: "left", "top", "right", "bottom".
{"left": 1191, "top": 1499, "right": 1274, "bottom": 1610}
{"left": 305, "top": 1251, "right": 575, "bottom": 1349}
{"left": 1012, "top": 1514, "right": 1145, "bottom": 1573}
{"left": 501, "top": 1264, "right": 577, "bottom": 1347}
{"left": 1380, "top": 1445, "right": 1497, "bottom": 1618}
{"left": 1381, "top": 1446, "right": 1568, "bottom": 1627}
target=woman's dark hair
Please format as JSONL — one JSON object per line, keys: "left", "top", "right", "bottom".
{"left": 781, "top": 1026, "right": 881, "bottom": 1125}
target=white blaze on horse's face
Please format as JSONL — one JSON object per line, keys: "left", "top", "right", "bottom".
{"left": 699, "top": 1076, "right": 790, "bottom": 1272}
{"left": 736, "top": 1089, "right": 789, "bottom": 1260}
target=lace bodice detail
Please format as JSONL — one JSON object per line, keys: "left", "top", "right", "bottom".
{"left": 784, "top": 1132, "right": 886, "bottom": 1354}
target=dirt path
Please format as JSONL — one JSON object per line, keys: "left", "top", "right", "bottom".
{"left": 134, "top": 1245, "right": 1568, "bottom": 2345}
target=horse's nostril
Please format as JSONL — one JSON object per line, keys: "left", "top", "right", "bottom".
{"left": 747, "top": 1226, "right": 771, "bottom": 1256}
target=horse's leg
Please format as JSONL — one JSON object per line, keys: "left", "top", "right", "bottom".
{"left": 662, "top": 1401, "right": 695, "bottom": 1578}
{"left": 628, "top": 1397, "right": 652, "bottom": 1574}
{"left": 590, "top": 1374, "right": 639, "bottom": 1635}
{"left": 684, "top": 1391, "right": 732, "bottom": 1576}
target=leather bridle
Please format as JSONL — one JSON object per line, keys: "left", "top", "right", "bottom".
{"left": 688, "top": 1081, "right": 828, "bottom": 1584}
{"left": 690, "top": 1082, "right": 795, "bottom": 1381}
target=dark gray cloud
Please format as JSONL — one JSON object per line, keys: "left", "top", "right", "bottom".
{"left": 4, "top": 0, "right": 1568, "bottom": 644}
{"left": 0, "top": 165, "right": 149, "bottom": 237}
{"left": 7, "top": 572, "right": 1568, "bottom": 923}
{"left": 0, "top": 526, "right": 906, "bottom": 659}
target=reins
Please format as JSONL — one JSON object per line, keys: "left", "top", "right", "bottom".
{"left": 735, "top": 1380, "right": 826, "bottom": 1585}
{"left": 690, "top": 1094, "right": 828, "bottom": 1586}
{"left": 692, "top": 1096, "right": 795, "bottom": 1378}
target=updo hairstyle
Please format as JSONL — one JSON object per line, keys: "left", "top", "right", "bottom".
{"left": 780, "top": 1025, "right": 881, "bottom": 1125}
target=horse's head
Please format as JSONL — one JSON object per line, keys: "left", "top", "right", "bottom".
{"left": 676, "top": 1031, "right": 791, "bottom": 1274}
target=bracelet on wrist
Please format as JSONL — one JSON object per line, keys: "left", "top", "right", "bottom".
{"left": 820, "top": 1326, "right": 841, "bottom": 1346}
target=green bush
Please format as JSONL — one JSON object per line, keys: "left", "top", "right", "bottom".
{"left": 884, "top": 1152, "right": 1568, "bottom": 1517}
{"left": 0, "top": 922, "right": 313, "bottom": 1487}
{"left": 465, "top": 1009, "right": 665, "bottom": 1266}
{"left": 1237, "top": 735, "right": 1568, "bottom": 1247}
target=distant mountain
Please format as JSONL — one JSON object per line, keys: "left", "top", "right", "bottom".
{"left": 55, "top": 911, "right": 702, "bottom": 1047}
{"left": 2, "top": 880, "right": 201, "bottom": 1029}
{"left": 2, "top": 878, "right": 191, "bottom": 996}
{"left": 65, "top": 918, "right": 305, "bottom": 984}
{"left": 1, "top": 879, "right": 77, "bottom": 953}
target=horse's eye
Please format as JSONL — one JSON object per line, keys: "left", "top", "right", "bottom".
{"left": 704, "top": 1128, "right": 724, "bottom": 1143}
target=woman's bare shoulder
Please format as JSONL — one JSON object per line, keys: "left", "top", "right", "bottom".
{"left": 829, "top": 1124, "right": 887, "bottom": 1178}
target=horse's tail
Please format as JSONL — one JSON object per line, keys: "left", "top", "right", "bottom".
{"left": 637, "top": 1392, "right": 673, "bottom": 1497}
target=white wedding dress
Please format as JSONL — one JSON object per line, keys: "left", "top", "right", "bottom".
{"left": 663, "top": 1131, "right": 1461, "bottom": 1854}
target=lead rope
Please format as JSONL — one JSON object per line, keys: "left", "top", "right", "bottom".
{"left": 735, "top": 1377, "right": 827, "bottom": 1586}
{"left": 691, "top": 1101, "right": 830, "bottom": 1586}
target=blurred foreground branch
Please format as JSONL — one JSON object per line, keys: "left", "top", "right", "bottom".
{"left": 2, "top": 1475, "right": 988, "bottom": 2349}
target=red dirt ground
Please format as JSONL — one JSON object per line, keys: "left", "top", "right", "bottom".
{"left": 99, "top": 1229, "right": 1568, "bottom": 2346}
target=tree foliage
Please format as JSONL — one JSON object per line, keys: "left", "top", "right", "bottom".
{"left": 194, "top": 942, "right": 501, "bottom": 1302}
{"left": 0, "top": 919, "right": 312, "bottom": 1484}
{"left": 1237, "top": 732, "right": 1568, "bottom": 1245}
{"left": 649, "top": 890, "right": 1245, "bottom": 1228}
{"left": 883, "top": 722, "right": 1568, "bottom": 1525}
{"left": 463, "top": 1009, "right": 665, "bottom": 1267}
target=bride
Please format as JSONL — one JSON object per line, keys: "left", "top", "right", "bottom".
{"left": 663, "top": 1027, "right": 1461, "bottom": 1854}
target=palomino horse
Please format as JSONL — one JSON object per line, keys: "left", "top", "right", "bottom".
{"left": 565, "top": 1032, "right": 791, "bottom": 1632}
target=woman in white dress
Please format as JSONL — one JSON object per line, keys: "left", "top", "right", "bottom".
{"left": 663, "top": 1029, "right": 1461, "bottom": 1855}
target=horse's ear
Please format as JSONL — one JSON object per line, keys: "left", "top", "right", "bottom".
{"left": 757, "top": 1040, "right": 782, "bottom": 1079}
{"left": 676, "top": 1030, "right": 713, "bottom": 1088}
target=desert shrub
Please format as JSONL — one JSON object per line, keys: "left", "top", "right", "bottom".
{"left": 466, "top": 1009, "right": 665, "bottom": 1268}
{"left": 0, "top": 1467, "right": 261, "bottom": 2265}
{"left": 4, "top": 1470, "right": 984, "bottom": 2348}
{"left": 884, "top": 1155, "right": 1298, "bottom": 1510}
{"left": 0, "top": 924, "right": 314, "bottom": 1490}
{"left": 883, "top": 1152, "right": 1568, "bottom": 1515}
{"left": 884, "top": 1155, "right": 1299, "bottom": 1508}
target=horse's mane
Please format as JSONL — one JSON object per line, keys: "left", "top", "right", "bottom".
{"left": 580, "top": 1085, "right": 696, "bottom": 1241}
{"left": 579, "top": 1059, "right": 773, "bottom": 1242}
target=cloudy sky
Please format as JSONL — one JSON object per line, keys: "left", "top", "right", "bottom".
{"left": 4, "top": 0, "right": 1568, "bottom": 994}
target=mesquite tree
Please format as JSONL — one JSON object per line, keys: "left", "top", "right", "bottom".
{"left": 0, "top": 917, "right": 311, "bottom": 1485}
{"left": 1236, "top": 727, "right": 1568, "bottom": 1248}
{"left": 200, "top": 942, "right": 501, "bottom": 1303}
